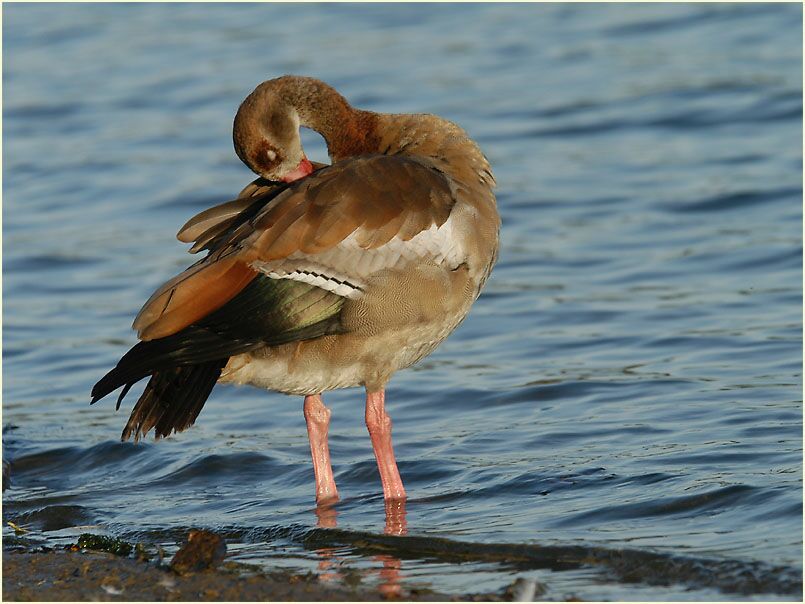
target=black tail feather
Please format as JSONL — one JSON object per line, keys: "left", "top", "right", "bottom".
{"left": 151, "top": 361, "right": 222, "bottom": 438}
{"left": 90, "top": 333, "right": 232, "bottom": 442}
{"left": 89, "top": 330, "right": 258, "bottom": 406}
{"left": 120, "top": 360, "right": 226, "bottom": 442}
{"left": 115, "top": 382, "right": 134, "bottom": 411}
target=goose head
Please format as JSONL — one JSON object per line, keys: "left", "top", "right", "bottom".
{"left": 233, "top": 79, "right": 314, "bottom": 183}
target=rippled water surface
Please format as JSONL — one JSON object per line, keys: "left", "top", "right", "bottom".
{"left": 4, "top": 3, "right": 802, "bottom": 600}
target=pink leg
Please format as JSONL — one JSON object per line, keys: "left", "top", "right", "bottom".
{"left": 303, "top": 394, "right": 339, "bottom": 505}
{"left": 365, "top": 390, "right": 407, "bottom": 501}
{"left": 384, "top": 499, "right": 408, "bottom": 536}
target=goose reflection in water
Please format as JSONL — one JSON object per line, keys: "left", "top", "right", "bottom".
{"left": 313, "top": 500, "right": 407, "bottom": 596}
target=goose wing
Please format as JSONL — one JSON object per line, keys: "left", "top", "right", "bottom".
{"left": 133, "top": 154, "right": 458, "bottom": 342}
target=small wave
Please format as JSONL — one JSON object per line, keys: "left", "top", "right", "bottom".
{"left": 487, "top": 83, "right": 801, "bottom": 142}
{"left": 553, "top": 484, "right": 770, "bottom": 526}
{"left": 9, "top": 442, "right": 146, "bottom": 479}
{"left": 5, "top": 102, "right": 83, "bottom": 120}
{"left": 496, "top": 379, "right": 626, "bottom": 406}
{"left": 664, "top": 186, "right": 800, "bottom": 214}
{"left": 7, "top": 254, "right": 103, "bottom": 273}
{"left": 148, "top": 452, "right": 281, "bottom": 487}
{"left": 10, "top": 504, "right": 96, "bottom": 532}
{"left": 603, "top": 4, "right": 778, "bottom": 37}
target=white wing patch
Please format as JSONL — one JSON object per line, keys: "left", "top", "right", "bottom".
{"left": 261, "top": 268, "right": 362, "bottom": 298}
{"left": 250, "top": 215, "right": 465, "bottom": 299}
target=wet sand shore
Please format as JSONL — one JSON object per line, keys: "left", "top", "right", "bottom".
{"left": 2, "top": 549, "right": 457, "bottom": 602}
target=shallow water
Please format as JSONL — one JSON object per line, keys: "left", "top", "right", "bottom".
{"left": 3, "top": 3, "right": 802, "bottom": 600}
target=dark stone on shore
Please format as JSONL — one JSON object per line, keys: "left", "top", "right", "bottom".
{"left": 170, "top": 529, "right": 227, "bottom": 575}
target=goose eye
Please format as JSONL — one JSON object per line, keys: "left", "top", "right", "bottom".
{"left": 266, "top": 149, "right": 277, "bottom": 162}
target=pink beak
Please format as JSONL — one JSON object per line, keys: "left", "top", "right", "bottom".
{"left": 281, "top": 157, "right": 314, "bottom": 183}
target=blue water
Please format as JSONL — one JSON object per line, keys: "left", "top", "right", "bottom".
{"left": 3, "top": 3, "right": 802, "bottom": 600}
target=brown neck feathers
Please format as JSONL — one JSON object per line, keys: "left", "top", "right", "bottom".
{"left": 270, "top": 76, "right": 381, "bottom": 161}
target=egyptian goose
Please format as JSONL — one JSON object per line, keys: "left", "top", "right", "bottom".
{"left": 91, "top": 76, "right": 499, "bottom": 504}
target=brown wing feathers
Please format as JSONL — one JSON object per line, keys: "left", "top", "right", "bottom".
{"left": 134, "top": 256, "right": 259, "bottom": 341}
{"left": 248, "top": 155, "right": 455, "bottom": 258}
{"left": 135, "top": 156, "right": 455, "bottom": 342}
{"left": 177, "top": 196, "right": 258, "bottom": 245}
